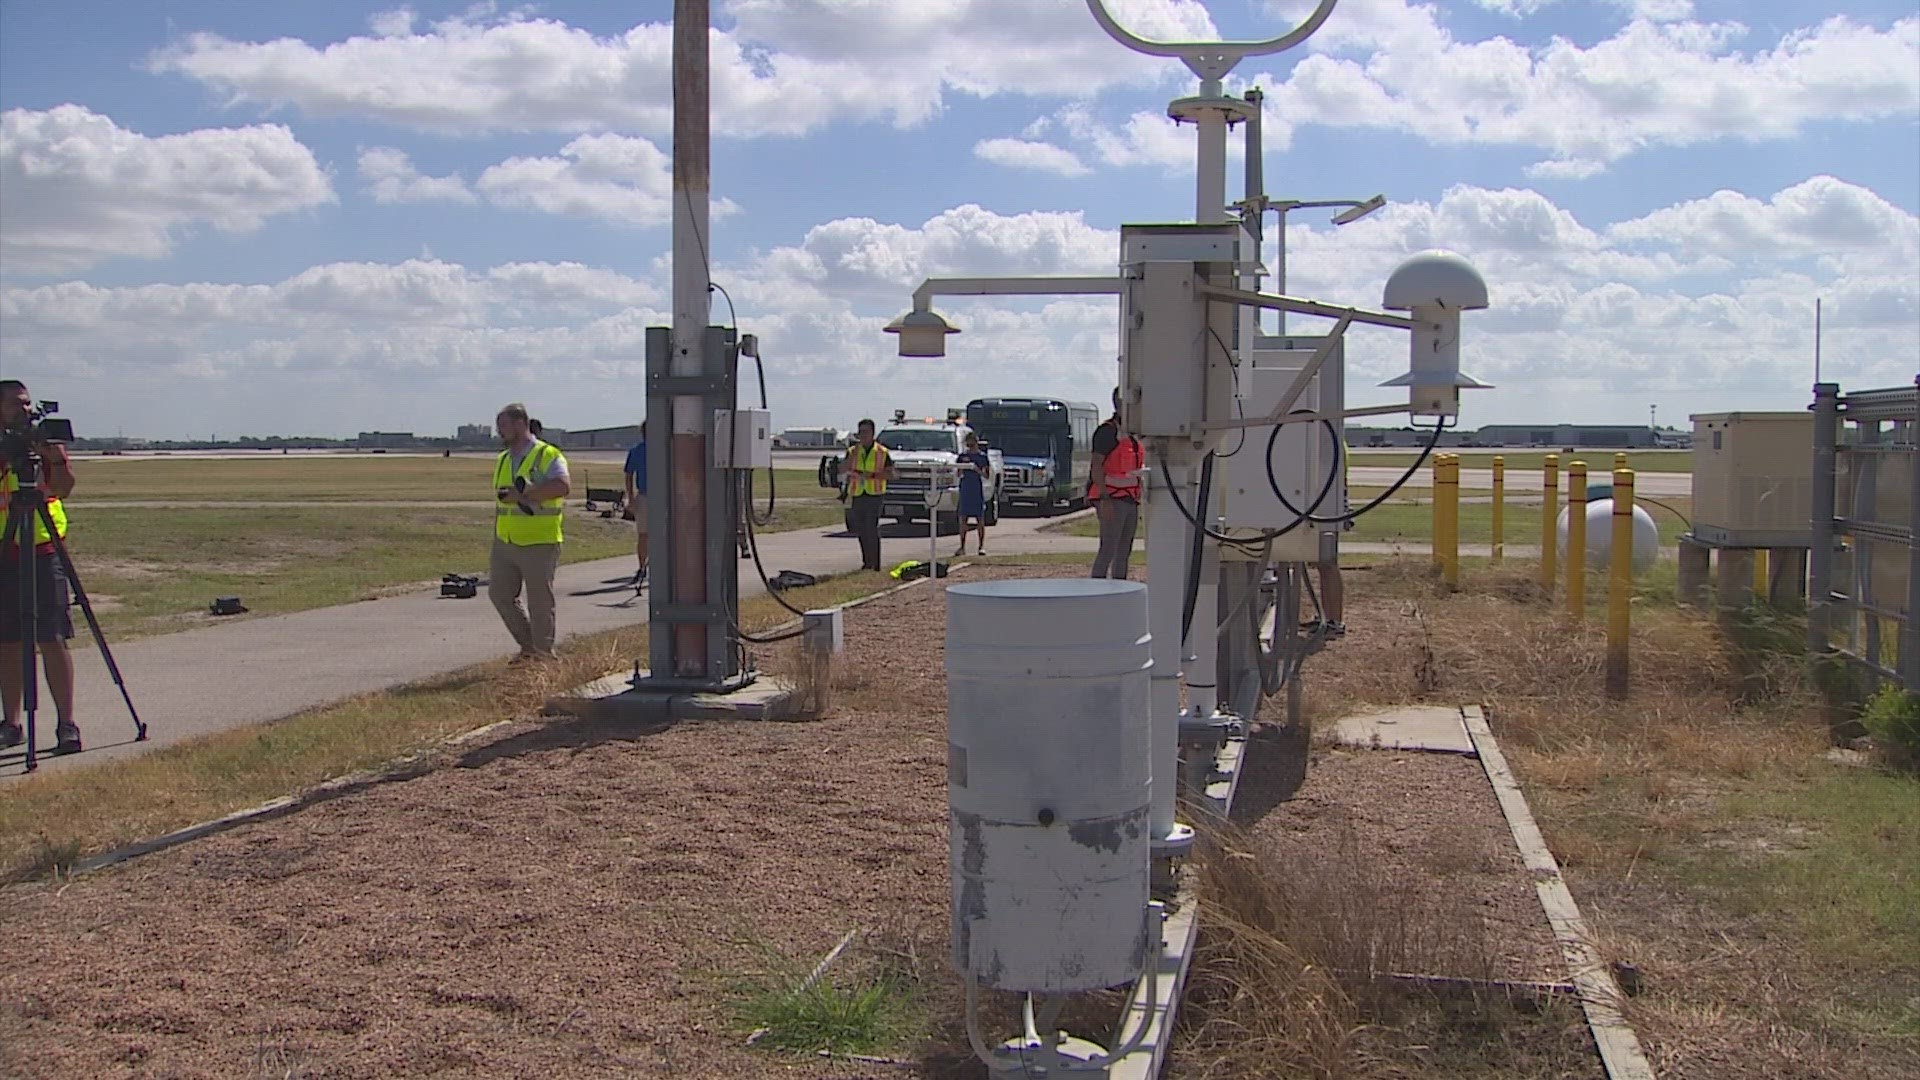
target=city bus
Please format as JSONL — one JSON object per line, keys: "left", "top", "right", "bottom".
{"left": 964, "top": 397, "right": 1101, "bottom": 514}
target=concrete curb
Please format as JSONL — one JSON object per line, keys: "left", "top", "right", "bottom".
{"left": 37, "top": 567, "right": 959, "bottom": 882}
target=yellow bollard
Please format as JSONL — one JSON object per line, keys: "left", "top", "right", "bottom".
{"left": 1541, "top": 453, "right": 1560, "bottom": 595}
{"left": 1753, "top": 548, "right": 1769, "bottom": 598}
{"left": 1614, "top": 451, "right": 1628, "bottom": 472}
{"left": 1567, "top": 461, "right": 1588, "bottom": 620}
{"left": 1439, "top": 455, "right": 1460, "bottom": 589}
{"left": 1431, "top": 453, "right": 1444, "bottom": 572}
{"left": 1491, "top": 455, "right": 1505, "bottom": 563}
{"left": 1606, "top": 468, "right": 1635, "bottom": 696}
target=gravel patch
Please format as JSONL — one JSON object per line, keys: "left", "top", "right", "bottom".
{"left": 0, "top": 566, "right": 1566, "bottom": 1078}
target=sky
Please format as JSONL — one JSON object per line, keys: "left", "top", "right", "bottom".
{"left": 0, "top": 0, "right": 1915, "bottom": 440}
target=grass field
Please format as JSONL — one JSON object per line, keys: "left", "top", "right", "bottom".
{"left": 73, "top": 455, "right": 824, "bottom": 503}
{"left": 56, "top": 456, "right": 842, "bottom": 638}
{"left": 1351, "top": 449, "right": 1692, "bottom": 472}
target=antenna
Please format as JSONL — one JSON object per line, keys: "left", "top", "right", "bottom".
{"left": 1814, "top": 296, "right": 1823, "bottom": 384}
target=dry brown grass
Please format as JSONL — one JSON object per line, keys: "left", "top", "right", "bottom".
{"left": 1297, "top": 556, "right": 1920, "bottom": 1079}
{"left": 1173, "top": 812, "right": 1594, "bottom": 1080}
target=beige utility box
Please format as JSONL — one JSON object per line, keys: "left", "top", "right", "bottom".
{"left": 1690, "top": 411, "right": 1814, "bottom": 546}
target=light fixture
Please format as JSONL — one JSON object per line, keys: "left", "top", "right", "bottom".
{"left": 884, "top": 308, "right": 961, "bottom": 358}
{"left": 1329, "top": 193, "right": 1386, "bottom": 225}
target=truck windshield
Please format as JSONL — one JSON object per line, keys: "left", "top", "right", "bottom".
{"left": 878, "top": 429, "right": 956, "bottom": 452}
{"left": 977, "top": 428, "right": 1055, "bottom": 457}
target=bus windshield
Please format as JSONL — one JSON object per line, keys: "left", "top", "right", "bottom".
{"left": 977, "top": 428, "right": 1057, "bottom": 457}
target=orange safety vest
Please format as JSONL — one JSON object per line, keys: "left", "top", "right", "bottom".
{"left": 1092, "top": 434, "right": 1144, "bottom": 501}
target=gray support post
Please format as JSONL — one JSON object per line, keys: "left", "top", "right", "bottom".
{"left": 1716, "top": 549, "right": 1755, "bottom": 626}
{"left": 1808, "top": 382, "right": 1839, "bottom": 653}
{"left": 1677, "top": 537, "right": 1711, "bottom": 607}
{"left": 1904, "top": 374, "right": 1920, "bottom": 687}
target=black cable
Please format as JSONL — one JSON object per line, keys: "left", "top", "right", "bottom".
{"left": 1268, "top": 414, "right": 1448, "bottom": 526}
{"left": 1157, "top": 436, "right": 1338, "bottom": 545}
{"left": 1638, "top": 496, "right": 1691, "bottom": 531}
{"left": 1180, "top": 453, "right": 1214, "bottom": 648}
{"left": 743, "top": 486, "right": 812, "bottom": 620}
{"left": 1206, "top": 323, "right": 1248, "bottom": 459}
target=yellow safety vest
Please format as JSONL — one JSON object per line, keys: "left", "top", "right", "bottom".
{"left": 849, "top": 442, "right": 889, "bottom": 497}
{"left": 494, "top": 440, "right": 566, "bottom": 545}
{"left": 0, "top": 467, "right": 68, "bottom": 549}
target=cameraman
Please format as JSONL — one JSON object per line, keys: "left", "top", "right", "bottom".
{"left": 0, "top": 379, "right": 81, "bottom": 755}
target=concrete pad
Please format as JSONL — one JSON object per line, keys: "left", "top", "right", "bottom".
{"left": 1329, "top": 705, "right": 1476, "bottom": 754}
{"left": 546, "top": 671, "right": 803, "bottom": 723}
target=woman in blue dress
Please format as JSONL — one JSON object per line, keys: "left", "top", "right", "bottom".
{"left": 955, "top": 431, "right": 992, "bottom": 557}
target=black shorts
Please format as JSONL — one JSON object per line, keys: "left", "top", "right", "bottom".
{"left": 0, "top": 551, "right": 74, "bottom": 644}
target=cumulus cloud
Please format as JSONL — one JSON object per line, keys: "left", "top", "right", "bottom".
{"left": 1049, "top": 0, "right": 1920, "bottom": 176}
{"left": 5, "top": 178, "right": 1913, "bottom": 437}
{"left": 473, "top": 133, "right": 738, "bottom": 227}
{"left": 971, "top": 138, "right": 1090, "bottom": 177}
{"left": 0, "top": 105, "right": 335, "bottom": 275}
{"left": 146, "top": 1, "right": 1218, "bottom": 139}
{"left": 357, "top": 147, "right": 475, "bottom": 204}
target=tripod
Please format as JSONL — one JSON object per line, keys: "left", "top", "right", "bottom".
{"left": 2, "top": 450, "right": 146, "bottom": 773}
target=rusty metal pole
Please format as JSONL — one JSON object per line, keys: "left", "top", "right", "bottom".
{"left": 670, "top": 0, "right": 711, "bottom": 679}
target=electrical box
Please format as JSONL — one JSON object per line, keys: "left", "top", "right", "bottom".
{"left": 1690, "top": 411, "right": 1813, "bottom": 546}
{"left": 803, "top": 608, "right": 843, "bottom": 654}
{"left": 712, "top": 408, "right": 773, "bottom": 469}
{"left": 1215, "top": 344, "right": 1344, "bottom": 564}
{"left": 1118, "top": 223, "right": 1249, "bottom": 443}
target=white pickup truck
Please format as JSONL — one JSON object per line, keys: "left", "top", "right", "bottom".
{"left": 814, "top": 421, "right": 1006, "bottom": 530}
{"left": 878, "top": 420, "right": 1005, "bottom": 527}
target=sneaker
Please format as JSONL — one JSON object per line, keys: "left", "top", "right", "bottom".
{"left": 0, "top": 721, "right": 21, "bottom": 749}
{"left": 508, "top": 651, "right": 538, "bottom": 666}
{"left": 975, "top": 549, "right": 988, "bottom": 557}
{"left": 53, "top": 723, "right": 82, "bottom": 756}
{"left": 1323, "top": 621, "right": 1347, "bottom": 638}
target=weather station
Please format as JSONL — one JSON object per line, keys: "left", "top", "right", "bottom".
{"left": 889, "top": 1, "right": 1495, "bottom": 1074}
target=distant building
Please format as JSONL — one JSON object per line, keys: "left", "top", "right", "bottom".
{"left": 1347, "top": 426, "right": 1476, "bottom": 448}
{"left": 456, "top": 423, "right": 493, "bottom": 445}
{"left": 546, "top": 424, "right": 641, "bottom": 450}
{"left": 356, "top": 431, "right": 416, "bottom": 449}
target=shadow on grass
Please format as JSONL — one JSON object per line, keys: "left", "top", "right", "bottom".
{"left": 1229, "top": 721, "right": 1313, "bottom": 827}
{"left": 454, "top": 712, "right": 676, "bottom": 769}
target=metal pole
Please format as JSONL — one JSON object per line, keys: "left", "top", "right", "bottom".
{"left": 1438, "top": 455, "right": 1459, "bottom": 589}
{"left": 1809, "top": 382, "right": 1839, "bottom": 654}
{"left": 669, "top": 0, "right": 712, "bottom": 679}
{"left": 1274, "top": 206, "right": 1288, "bottom": 337}
{"left": 1145, "top": 444, "right": 1189, "bottom": 846}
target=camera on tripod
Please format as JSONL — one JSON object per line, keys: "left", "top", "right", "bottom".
{"left": 1, "top": 400, "right": 74, "bottom": 457}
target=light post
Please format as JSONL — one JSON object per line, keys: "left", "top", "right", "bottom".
{"left": 1270, "top": 195, "right": 1384, "bottom": 335}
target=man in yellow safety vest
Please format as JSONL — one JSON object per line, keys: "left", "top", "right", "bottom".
{"left": 0, "top": 379, "right": 82, "bottom": 755}
{"left": 841, "top": 418, "right": 896, "bottom": 572}
{"left": 491, "top": 402, "right": 571, "bottom": 662}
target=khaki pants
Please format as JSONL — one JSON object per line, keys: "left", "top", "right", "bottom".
{"left": 490, "top": 538, "right": 562, "bottom": 656}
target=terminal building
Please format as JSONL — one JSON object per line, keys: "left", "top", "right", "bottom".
{"left": 1472, "top": 424, "right": 1668, "bottom": 449}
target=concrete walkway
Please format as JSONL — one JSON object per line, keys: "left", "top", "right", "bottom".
{"left": 2, "top": 510, "right": 1095, "bottom": 778}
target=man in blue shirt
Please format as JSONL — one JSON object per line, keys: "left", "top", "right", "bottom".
{"left": 623, "top": 424, "right": 647, "bottom": 586}
{"left": 954, "top": 431, "right": 991, "bottom": 557}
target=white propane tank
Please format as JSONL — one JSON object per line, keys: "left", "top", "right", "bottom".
{"left": 946, "top": 578, "right": 1152, "bottom": 993}
{"left": 1557, "top": 499, "right": 1660, "bottom": 572}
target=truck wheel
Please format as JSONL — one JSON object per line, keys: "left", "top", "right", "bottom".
{"left": 986, "top": 500, "right": 1000, "bottom": 526}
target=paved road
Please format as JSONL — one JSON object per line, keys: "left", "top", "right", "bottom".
{"left": 1, "top": 509, "right": 1094, "bottom": 779}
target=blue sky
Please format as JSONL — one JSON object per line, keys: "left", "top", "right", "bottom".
{"left": 2, "top": 0, "right": 1915, "bottom": 438}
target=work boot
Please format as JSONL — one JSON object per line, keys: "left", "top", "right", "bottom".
{"left": 53, "top": 722, "right": 82, "bottom": 756}
{"left": 0, "top": 720, "right": 21, "bottom": 749}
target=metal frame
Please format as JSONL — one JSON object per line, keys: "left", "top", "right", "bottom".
{"left": 1809, "top": 376, "right": 1919, "bottom": 690}
{"left": 644, "top": 324, "right": 749, "bottom": 690}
